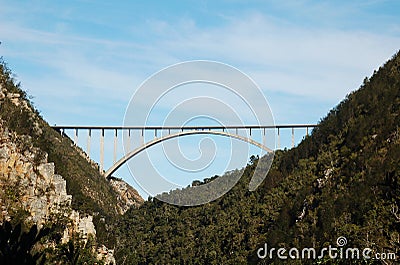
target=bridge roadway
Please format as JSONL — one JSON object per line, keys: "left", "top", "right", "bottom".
{"left": 51, "top": 124, "right": 318, "bottom": 176}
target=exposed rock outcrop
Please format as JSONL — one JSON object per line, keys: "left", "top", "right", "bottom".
{"left": 0, "top": 123, "right": 115, "bottom": 263}
{"left": 108, "top": 177, "right": 144, "bottom": 214}
{"left": 0, "top": 127, "right": 71, "bottom": 226}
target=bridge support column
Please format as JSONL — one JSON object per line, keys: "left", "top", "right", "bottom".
{"left": 262, "top": 128, "right": 266, "bottom": 149}
{"left": 127, "top": 129, "right": 131, "bottom": 152}
{"left": 114, "top": 129, "right": 118, "bottom": 164}
{"left": 100, "top": 129, "right": 104, "bottom": 172}
{"left": 277, "top": 128, "right": 280, "bottom": 149}
{"left": 292, "top": 127, "right": 295, "bottom": 148}
{"left": 87, "top": 129, "right": 91, "bottom": 157}
{"left": 74, "top": 129, "right": 78, "bottom": 145}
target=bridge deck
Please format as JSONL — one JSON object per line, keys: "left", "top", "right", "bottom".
{"left": 52, "top": 124, "right": 318, "bottom": 130}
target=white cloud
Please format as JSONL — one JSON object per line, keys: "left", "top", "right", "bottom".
{"left": 154, "top": 13, "right": 400, "bottom": 101}
{"left": 1, "top": 5, "right": 399, "bottom": 128}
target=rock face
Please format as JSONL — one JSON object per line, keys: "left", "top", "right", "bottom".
{"left": 0, "top": 127, "right": 70, "bottom": 226}
{"left": 97, "top": 244, "right": 116, "bottom": 265}
{"left": 109, "top": 177, "right": 144, "bottom": 214}
{"left": 0, "top": 124, "right": 115, "bottom": 264}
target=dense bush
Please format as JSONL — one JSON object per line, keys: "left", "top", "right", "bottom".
{"left": 113, "top": 51, "right": 400, "bottom": 264}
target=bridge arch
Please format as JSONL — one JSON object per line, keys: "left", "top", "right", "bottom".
{"left": 104, "top": 130, "right": 273, "bottom": 178}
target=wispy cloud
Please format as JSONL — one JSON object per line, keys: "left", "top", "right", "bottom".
{"left": 1, "top": 1, "right": 399, "bottom": 127}
{"left": 146, "top": 12, "right": 400, "bottom": 102}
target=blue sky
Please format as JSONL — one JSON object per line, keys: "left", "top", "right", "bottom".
{"left": 1, "top": 0, "right": 400, "bottom": 197}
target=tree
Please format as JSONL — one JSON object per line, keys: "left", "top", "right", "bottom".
{"left": 0, "top": 221, "right": 50, "bottom": 265}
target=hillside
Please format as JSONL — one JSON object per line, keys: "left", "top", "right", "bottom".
{"left": 0, "top": 57, "right": 143, "bottom": 258}
{"left": 114, "top": 51, "right": 400, "bottom": 265}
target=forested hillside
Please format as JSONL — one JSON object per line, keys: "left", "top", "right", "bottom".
{"left": 114, "top": 51, "right": 400, "bottom": 264}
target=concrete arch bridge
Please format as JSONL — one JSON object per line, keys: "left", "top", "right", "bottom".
{"left": 51, "top": 125, "right": 317, "bottom": 178}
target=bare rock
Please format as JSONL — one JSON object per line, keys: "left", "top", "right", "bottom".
{"left": 7, "top": 92, "right": 20, "bottom": 98}
{"left": 0, "top": 123, "right": 115, "bottom": 263}
{"left": 97, "top": 245, "right": 116, "bottom": 265}
{"left": 108, "top": 177, "right": 144, "bottom": 214}
{"left": 37, "top": 163, "right": 55, "bottom": 182}
{"left": 0, "top": 146, "right": 9, "bottom": 160}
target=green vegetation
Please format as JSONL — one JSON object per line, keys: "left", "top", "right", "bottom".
{"left": 0, "top": 221, "right": 49, "bottom": 265}
{"left": 113, "top": 51, "right": 400, "bottom": 264}
{"left": 0, "top": 221, "right": 102, "bottom": 265}
{"left": 47, "top": 233, "right": 102, "bottom": 265}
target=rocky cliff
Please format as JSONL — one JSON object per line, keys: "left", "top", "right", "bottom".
{"left": 108, "top": 177, "right": 143, "bottom": 214}
{"left": 0, "top": 124, "right": 71, "bottom": 226}
{"left": 0, "top": 120, "right": 116, "bottom": 263}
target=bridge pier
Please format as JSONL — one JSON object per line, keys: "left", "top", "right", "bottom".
{"left": 127, "top": 129, "right": 131, "bottom": 153}
{"left": 277, "top": 128, "right": 280, "bottom": 149}
{"left": 292, "top": 127, "right": 295, "bottom": 148}
{"left": 74, "top": 128, "right": 78, "bottom": 145}
{"left": 114, "top": 129, "right": 118, "bottom": 164}
{"left": 100, "top": 129, "right": 104, "bottom": 172}
{"left": 262, "top": 128, "right": 266, "bottom": 147}
{"left": 87, "top": 129, "right": 91, "bottom": 156}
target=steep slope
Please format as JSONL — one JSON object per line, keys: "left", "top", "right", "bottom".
{"left": 262, "top": 51, "right": 400, "bottom": 262}
{"left": 114, "top": 51, "right": 400, "bottom": 264}
{"left": 0, "top": 122, "right": 115, "bottom": 263}
{"left": 0, "top": 58, "right": 143, "bottom": 248}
